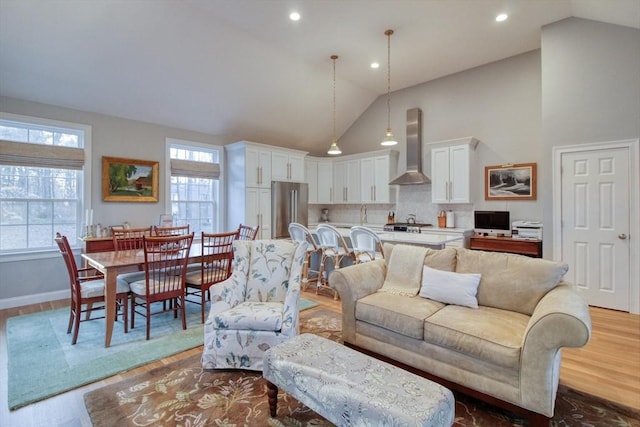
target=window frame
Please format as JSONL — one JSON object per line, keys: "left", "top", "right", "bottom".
{"left": 0, "top": 112, "right": 92, "bottom": 262}
{"left": 165, "top": 138, "right": 225, "bottom": 237}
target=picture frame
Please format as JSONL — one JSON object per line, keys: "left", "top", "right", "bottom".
{"left": 102, "top": 156, "right": 159, "bottom": 202}
{"left": 485, "top": 162, "right": 537, "bottom": 201}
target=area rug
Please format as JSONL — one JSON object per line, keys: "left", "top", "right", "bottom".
{"left": 85, "top": 308, "right": 640, "bottom": 427}
{"left": 6, "top": 297, "right": 318, "bottom": 411}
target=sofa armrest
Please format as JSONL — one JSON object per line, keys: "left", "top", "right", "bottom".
{"left": 520, "top": 282, "right": 592, "bottom": 416}
{"left": 329, "top": 259, "right": 386, "bottom": 343}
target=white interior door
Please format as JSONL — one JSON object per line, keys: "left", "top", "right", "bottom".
{"left": 560, "top": 147, "right": 630, "bottom": 311}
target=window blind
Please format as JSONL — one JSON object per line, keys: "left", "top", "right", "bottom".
{"left": 170, "top": 158, "right": 220, "bottom": 179}
{"left": 0, "top": 139, "right": 84, "bottom": 170}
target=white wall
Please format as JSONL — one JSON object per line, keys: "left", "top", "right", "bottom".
{"left": 338, "top": 50, "right": 543, "bottom": 229}
{"left": 0, "top": 96, "right": 226, "bottom": 303}
{"left": 541, "top": 18, "right": 640, "bottom": 255}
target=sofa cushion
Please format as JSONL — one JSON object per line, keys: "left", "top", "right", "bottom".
{"left": 424, "top": 305, "right": 530, "bottom": 369}
{"left": 356, "top": 293, "right": 444, "bottom": 340}
{"left": 424, "top": 247, "right": 457, "bottom": 272}
{"left": 383, "top": 244, "right": 458, "bottom": 272}
{"left": 419, "top": 266, "right": 481, "bottom": 309}
{"left": 455, "top": 248, "right": 569, "bottom": 315}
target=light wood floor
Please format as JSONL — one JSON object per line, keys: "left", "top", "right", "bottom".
{"left": 0, "top": 293, "right": 637, "bottom": 427}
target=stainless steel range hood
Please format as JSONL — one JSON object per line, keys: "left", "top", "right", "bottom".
{"left": 389, "top": 108, "right": 430, "bottom": 185}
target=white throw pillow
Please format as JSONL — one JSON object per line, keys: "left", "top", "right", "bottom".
{"left": 419, "top": 265, "right": 481, "bottom": 309}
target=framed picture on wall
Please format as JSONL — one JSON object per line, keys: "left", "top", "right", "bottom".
{"left": 485, "top": 162, "right": 537, "bottom": 200}
{"left": 102, "top": 156, "right": 159, "bottom": 202}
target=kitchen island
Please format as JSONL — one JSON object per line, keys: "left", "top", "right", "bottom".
{"left": 327, "top": 226, "right": 471, "bottom": 250}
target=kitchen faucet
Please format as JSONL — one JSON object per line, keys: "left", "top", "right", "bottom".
{"left": 360, "top": 204, "right": 368, "bottom": 224}
{"left": 406, "top": 213, "right": 416, "bottom": 224}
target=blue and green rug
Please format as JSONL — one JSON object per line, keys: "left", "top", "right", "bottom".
{"left": 6, "top": 297, "right": 318, "bottom": 410}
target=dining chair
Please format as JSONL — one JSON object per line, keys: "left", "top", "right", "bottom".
{"left": 315, "top": 224, "right": 354, "bottom": 300}
{"left": 185, "top": 230, "right": 238, "bottom": 323}
{"left": 288, "top": 222, "right": 321, "bottom": 292}
{"left": 112, "top": 226, "right": 153, "bottom": 251}
{"left": 129, "top": 233, "right": 194, "bottom": 340}
{"left": 349, "top": 225, "right": 385, "bottom": 263}
{"left": 55, "top": 232, "right": 130, "bottom": 345}
{"left": 237, "top": 223, "right": 259, "bottom": 240}
{"left": 153, "top": 224, "right": 190, "bottom": 236}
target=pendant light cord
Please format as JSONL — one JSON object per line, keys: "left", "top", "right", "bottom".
{"left": 385, "top": 29, "right": 393, "bottom": 132}
{"left": 332, "top": 55, "right": 337, "bottom": 142}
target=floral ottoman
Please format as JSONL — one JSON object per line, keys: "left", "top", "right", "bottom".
{"left": 262, "top": 333, "right": 455, "bottom": 426}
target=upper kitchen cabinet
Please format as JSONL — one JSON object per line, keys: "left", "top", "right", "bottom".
{"left": 429, "top": 137, "right": 479, "bottom": 204}
{"left": 334, "top": 158, "right": 361, "bottom": 204}
{"left": 227, "top": 141, "right": 272, "bottom": 188}
{"left": 271, "top": 149, "right": 306, "bottom": 182}
{"left": 360, "top": 151, "right": 398, "bottom": 203}
{"left": 305, "top": 157, "right": 333, "bottom": 204}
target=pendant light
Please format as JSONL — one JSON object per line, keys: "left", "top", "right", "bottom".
{"left": 381, "top": 29, "right": 398, "bottom": 146}
{"left": 327, "top": 55, "right": 342, "bottom": 155}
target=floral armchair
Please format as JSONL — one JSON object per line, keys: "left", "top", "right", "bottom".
{"left": 202, "top": 239, "right": 308, "bottom": 371}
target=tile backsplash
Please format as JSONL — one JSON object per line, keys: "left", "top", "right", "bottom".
{"left": 308, "top": 184, "right": 473, "bottom": 228}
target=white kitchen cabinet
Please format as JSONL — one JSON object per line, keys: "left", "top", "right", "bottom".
{"left": 245, "top": 187, "right": 271, "bottom": 239}
{"left": 317, "top": 159, "right": 333, "bottom": 204}
{"left": 333, "top": 159, "right": 360, "bottom": 204}
{"left": 429, "top": 137, "right": 479, "bottom": 204}
{"left": 360, "top": 151, "right": 398, "bottom": 203}
{"left": 305, "top": 158, "right": 318, "bottom": 203}
{"left": 305, "top": 157, "right": 333, "bottom": 204}
{"left": 226, "top": 141, "right": 307, "bottom": 234}
{"left": 227, "top": 142, "right": 272, "bottom": 188}
{"left": 272, "top": 150, "right": 305, "bottom": 182}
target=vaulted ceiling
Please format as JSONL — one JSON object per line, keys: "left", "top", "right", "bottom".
{"left": 1, "top": 0, "right": 638, "bottom": 156}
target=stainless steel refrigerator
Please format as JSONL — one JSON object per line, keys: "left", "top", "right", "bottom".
{"left": 271, "top": 181, "right": 308, "bottom": 239}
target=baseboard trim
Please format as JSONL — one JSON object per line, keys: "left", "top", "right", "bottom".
{"left": 0, "top": 290, "right": 68, "bottom": 310}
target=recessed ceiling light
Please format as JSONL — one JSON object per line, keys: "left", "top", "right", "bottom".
{"left": 495, "top": 13, "right": 508, "bottom": 22}
{"left": 370, "top": 62, "right": 380, "bottom": 69}
{"left": 289, "top": 12, "right": 301, "bottom": 21}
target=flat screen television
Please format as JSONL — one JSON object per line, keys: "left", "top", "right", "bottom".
{"left": 474, "top": 211, "right": 511, "bottom": 236}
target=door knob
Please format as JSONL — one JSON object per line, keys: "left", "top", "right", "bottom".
{"left": 618, "top": 234, "right": 627, "bottom": 240}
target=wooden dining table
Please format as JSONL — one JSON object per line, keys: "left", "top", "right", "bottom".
{"left": 81, "top": 243, "right": 203, "bottom": 347}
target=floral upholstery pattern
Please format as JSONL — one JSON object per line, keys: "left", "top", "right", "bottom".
{"left": 263, "top": 333, "right": 455, "bottom": 426}
{"left": 203, "top": 239, "right": 307, "bottom": 371}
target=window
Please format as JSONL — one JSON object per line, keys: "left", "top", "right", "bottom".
{"left": 0, "top": 114, "right": 90, "bottom": 254}
{"left": 167, "top": 139, "right": 223, "bottom": 236}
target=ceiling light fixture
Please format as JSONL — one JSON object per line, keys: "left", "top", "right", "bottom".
{"left": 496, "top": 13, "right": 508, "bottom": 22}
{"left": 289, "top": 12, "right": 301, "bottom": 21}
{"left": 327, "top": 55, "right": 342, "bottom": 155}
{"left": 370, "top": 62, "right": 380, "bottom": 69}
{"left": 381, "top": 29, "right": 398, "bottom": 147}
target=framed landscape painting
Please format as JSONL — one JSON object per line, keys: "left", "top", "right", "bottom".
{"left": 102, "top": 156, "right": 159, "bottom": 202}
{"left": 485, "top": 162, "right": 537, "bottom": 201}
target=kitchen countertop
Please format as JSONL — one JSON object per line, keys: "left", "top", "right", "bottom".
{"left": 310, "top": 222, "right": 473, "bottom": 235}
{"left": 327, "top": 227, "right": 464, "bottom": 248}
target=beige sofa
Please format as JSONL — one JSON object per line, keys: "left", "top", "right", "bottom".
{"left": 330, "top": 244, "right": 592, "bottom": 426}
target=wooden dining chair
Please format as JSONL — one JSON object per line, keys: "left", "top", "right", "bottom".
{"left": 153, "top": 224, "right": 190, "bottom": 236}
{"left": 237, "top": 223, "right": 259, "bottom": 240}
{"left": 185, "top": 230, "right": 238, "bottom": 322}
{"left": 129, "top": 233, "right": 194, "bottom": 340}
{"left": 112, "top": 226, "right": 153, "bottom": 251}
{"left": 55, "top": 232, "right": 130, "bottom": 344}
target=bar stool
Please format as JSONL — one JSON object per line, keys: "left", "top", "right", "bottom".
{"left": 349, "top": 225, "right": 385, "bottom": 263}
{"left": 288, "top": 223, "right": 321, "bottom": 292}
{"left": 315, "top": 224, "right": 354, "bottom": 299}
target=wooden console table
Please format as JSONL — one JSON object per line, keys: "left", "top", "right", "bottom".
{"left": 80, "top": 236, "right": 115, "bottom": 253}
{"left": 469, "top": 236, "right": 542, "bottom": 258}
